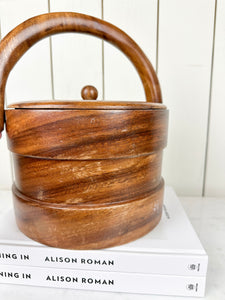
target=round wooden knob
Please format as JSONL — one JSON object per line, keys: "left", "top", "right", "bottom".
{"left": 81, "top": 85, "right": 98, "bottom": 100}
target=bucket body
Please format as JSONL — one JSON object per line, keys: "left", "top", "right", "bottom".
{"left": 0, "top": 12, "right": 168, "bottom": 249}
{"left": 5, "top": 101, "right": 168, "bottom": 249}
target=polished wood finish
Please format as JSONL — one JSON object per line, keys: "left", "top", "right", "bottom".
{"left": 0, "top": 12, "right": 162, "bottom": 134}
{"left": 6, "top": 107, "right": 168, "bottom": 159}
{"left": 6, "top": 103, "right": 168, "bottom": 249}
{"left": 81, "top": 85, "right": 98, "bottom": 100}
{"left": 6, "top": 104, "right": 168, "bottom": 249}
{"left": 12, "top": 180, "right": 164, "bottom": 250}
{"left": 12, "top": 152, "right": 163, "bottom": 204}
{"left": 0, "top": 12, "right": 168, "bottom": 249}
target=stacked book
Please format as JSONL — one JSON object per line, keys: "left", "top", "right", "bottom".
{"left": 0, "top": 187, "right": 208, "bottom": 297}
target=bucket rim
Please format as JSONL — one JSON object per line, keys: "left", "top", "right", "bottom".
{"left": 7, "top": 100, "right": 167, "bottom": 110}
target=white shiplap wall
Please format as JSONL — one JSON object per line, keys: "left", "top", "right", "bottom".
{"left": 103, "top": 0, "right": 158, "bottom": 101}
{"left": 158, "top": 0, "right": 215, "bottom": 196}
{"left": 0, "top": 0, "right": 224, "bottom": 196}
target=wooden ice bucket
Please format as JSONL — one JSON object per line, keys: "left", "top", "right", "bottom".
{"left": 0, "top": 12, "right": 168, "bottom": 249}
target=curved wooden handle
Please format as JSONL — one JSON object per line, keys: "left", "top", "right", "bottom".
{"left": 0, "top": 12, "right": 162, "bottom": 133}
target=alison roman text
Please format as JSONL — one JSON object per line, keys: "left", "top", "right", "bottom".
{"left": 44, "top": 256, "right": 114, "bottom": 266}
{"left": 46, "top": 275, "right": 114, "bottom": 285}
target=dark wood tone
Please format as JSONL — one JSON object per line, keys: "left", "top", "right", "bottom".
{"left": 12, "top": 180, "right": 164, "bottom": 250}
{"left": 6, "top": 108, "right": 168, "bottom": 159}
{"left": 81, "top": 85, "right": 98, "bottom": 100}
{"left": 0, "top": 12, "right": 162, "bottom": 134}
{"left": 0, "top": 12, "right": 168, "bottom": 249}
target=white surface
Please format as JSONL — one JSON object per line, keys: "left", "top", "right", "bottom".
{"left": 0, "top": 190, "right": 225, "bottom": 299}
{"left": 204, "top": 0, "right": 225, "bottom": 196}
{"left": 158, "top": 0, "right": 215, "bottom": 196}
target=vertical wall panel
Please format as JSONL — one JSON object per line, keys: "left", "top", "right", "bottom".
{"left": 0, "top": 0, "right": 51, "bottom": 190}
{"left": 158, "top": 0, "right": 215, "bottom": 195}
{"left": 50, "top": 0, "right": 102, "bottom": 100}
{"left": 205, "top": 0, "right": 225, "bottom": 196}
{"left": 104, "top": 0, "right": 158, "bottom": 101}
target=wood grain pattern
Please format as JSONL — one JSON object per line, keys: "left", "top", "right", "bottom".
{"left": 6, "top": 104, "right": 167, "bottom": 249}
{"left": 12, "top": 180, "right": 164, "bottom": 250}
{"left": 12, "top": 152, "right": 163, "bottom": 205}
{"left": 6, "top": 105, "right": 168, "bottom": 159}
{"left": 0, "top": 12, "right": 167, "bottom": 249}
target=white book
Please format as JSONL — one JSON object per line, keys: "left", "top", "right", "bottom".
{"left": 0, "top": 264, "right": 206, "bottom": 297}
{"left": 0, "top": 187, "right": 208, "bottom": 276}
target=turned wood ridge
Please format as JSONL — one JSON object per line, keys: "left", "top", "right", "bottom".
{"left": 0, "top": 12, "right": 162, "bottom": 134}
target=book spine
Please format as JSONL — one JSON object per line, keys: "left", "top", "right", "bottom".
{"left": 0, "top": 244, "right": 208, "bottom": 276}
{"left": 0, "top": 264, "right": 206, "bottom": 297}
